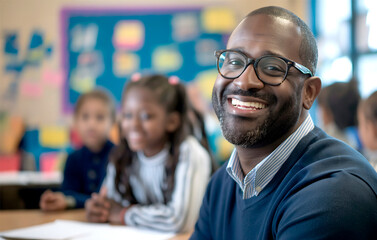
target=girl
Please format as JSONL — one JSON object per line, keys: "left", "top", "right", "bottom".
{"left": 85, "top": 74, "right": 212, "bottom": 233}
{"left": 40, "top": 89, "right": 115, "bottom": 211}
{"left": 358, "top": 91, "right": 377, "bottom": 170}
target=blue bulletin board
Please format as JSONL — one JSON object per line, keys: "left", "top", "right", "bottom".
{"left": 60, "top": 7, "right": 235, "bottom": 111}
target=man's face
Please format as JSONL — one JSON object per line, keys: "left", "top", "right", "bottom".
{"left": 212, "top": 14, "right": 308, "bottom": 148}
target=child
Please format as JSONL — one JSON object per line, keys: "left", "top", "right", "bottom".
{"left": 39, "top": 89, "right": 115, "bottom": 211}
{"left": 358, "top": 90, "right": 377, "bottom": 170}
{"left": 85, "top": 74, "right": 212, "bottom": 233}
{"left": 317, "top": 79, "right": 362, "bottom": 150}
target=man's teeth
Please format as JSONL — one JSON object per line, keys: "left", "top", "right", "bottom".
{"left": 231, "top": 98, "right": 266, "bottom": 109}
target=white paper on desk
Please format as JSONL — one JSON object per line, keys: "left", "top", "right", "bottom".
{"left": 0, "top": 220, "right": 93, "bottom": 240}
{"left": 0, "top": 220, "right": 175, "bottom": 240}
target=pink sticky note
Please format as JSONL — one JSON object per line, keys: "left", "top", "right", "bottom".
{"left": 42, "top": 70, "right": 64, "bottom": 87}
{"left": 0, "top": 153, "right": 21, "bottom": 172}
{"left": 40, "top": 152, "right": 58, "bottom": 172}
{"left": 20, "top": 82, "right": 43, "bottom": 97}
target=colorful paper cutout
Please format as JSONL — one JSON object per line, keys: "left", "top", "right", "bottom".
{"left": 0, "top": 115, "right": 24, "bottom": 154}
{"left": 113, "top": 20, "right": 144, "bottom": 50}
{"left": 40, "top": 152, "right": 67, "bottom": 172}
{"left": 0, "top": 153, "right": 21, "bottom": 172}
{"left": 152, "top": 45, "right": 183, "bottom": 73}
{"left": 195, "top": 69, "right": 218, "bottom": 101}
{"left": 172, "top": 13, "right": 199, "bottom": 42}
{"left": 39, "top": 126, "right": 69, "bottom": 148}
{"left": 195, "top": 39, "right": 219, "bottom": 66}
{"left": 202, "top": 7, "right": 236, "bottom": 33}
{"left": 4, "top": 33, "right": 18, "bottom": 54}
{"left": 42, "top": 70, "right": 64, "bottom": 87}
{"left": 113, "top": 52, "right": 140, "bottom": 77}
{"left": 70, "top": 24, "right": 98, "bottom": 52}
{"left": 20, "top": 81, "right": 43, "bottom": 97}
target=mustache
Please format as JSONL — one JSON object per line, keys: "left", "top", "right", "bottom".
{"left": 222, "top": 88, "right": 276, "bottom": 103}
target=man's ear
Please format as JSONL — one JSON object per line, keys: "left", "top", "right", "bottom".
{"left": 166, "top": 112, "right": 181, "bottom": 133}
{"left": 302, "top": 76, "right": 322, "bottom": 110}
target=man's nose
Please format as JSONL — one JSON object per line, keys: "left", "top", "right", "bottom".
{"left": 232, "top": 65, "right": 264, "bottom": 90}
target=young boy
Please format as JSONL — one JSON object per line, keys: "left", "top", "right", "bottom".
{"left": 358, "top": 91, "right": 377, "bottom": 170}
{"left": 39, "top": 89, "right": 116, "bottom": 210}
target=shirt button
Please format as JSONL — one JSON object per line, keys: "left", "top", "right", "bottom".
{"left": 88, "top": 169, "right": 97, "bottom": 179}
{"left": 256, "top": 186, "right": 262, "bottom": 193}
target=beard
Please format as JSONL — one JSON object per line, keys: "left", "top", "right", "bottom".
{"left": 212, "top": 87, "right": 302, "bottom": 148}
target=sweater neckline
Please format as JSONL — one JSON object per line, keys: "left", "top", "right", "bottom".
{"left": 136, "top": 146, "right": 169, "bottom": 166}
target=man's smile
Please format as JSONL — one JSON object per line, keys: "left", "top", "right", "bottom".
{"left": 231, "top": 98, "right": 267, "bottom": 110}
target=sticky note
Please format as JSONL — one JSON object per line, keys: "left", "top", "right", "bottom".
{"left": 195, "top": 69, "right": 218, "bottom": 101}
{"left": 0, "top": 153, "right": 21, "bottom": 172}
{"left": 20, "top": 81, "right": 43, "bottom": 97}
{"left": 70, "top": 127, "right": 83, "bottom": 149}
{"left": 109, "top": 123, "right": 120, "bottom": 145}
{"left": 0, "top": 115, "right": 24, "bottom": 154}
{"left": 202, "top": 7, "right": 236, "bottom": 33}
{"left": 70, "top": 73, "right": 95, "bottom": 93}
{"left": 40, "top": 152, "right": 59, "bottom": 172}
{"left": 42, "top": 70, "right": 64, "bottom": 87}
{"left": 113, "top": 20, "right": 144, "bottom": 50}
{"left": 172, "top": 13, "right": 199, "bottom": 42}
{"left": 39, "top": 126, "right": 69, "bottom": 148}
{"left": 70, "top": 24, "right": 98, "bottom": 52}
{"left": 113, "top": 52, "right": 140, "bottom": 77}
{"left": 216, "top": 137, "right": 233, "bottom": 160}
{"left": 40, "top": 152, "right": 67, "bottom": 172}
{"left": 152, "top": 46, "right": 183, "bottom": 72}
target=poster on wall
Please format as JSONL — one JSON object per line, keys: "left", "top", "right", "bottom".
{"left": 60, "top": 7, "right": 236, "bottom": 111}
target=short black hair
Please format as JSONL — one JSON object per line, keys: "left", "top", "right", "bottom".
{"left": 246, "top": 6, "right": 318, "bottom": 75}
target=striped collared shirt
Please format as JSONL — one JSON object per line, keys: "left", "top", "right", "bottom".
{"left": 226, "top": 114, "right": 314, "bottom": 199}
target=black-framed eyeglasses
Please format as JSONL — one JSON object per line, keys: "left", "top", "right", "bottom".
{"left": 214, "top": 50, "right": 313, "bottom": 86}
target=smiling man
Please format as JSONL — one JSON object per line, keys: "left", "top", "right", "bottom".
{"left": 190, "top": 6, "right": 377, "bottom": 240}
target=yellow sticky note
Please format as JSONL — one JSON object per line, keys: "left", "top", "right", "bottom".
{"left": 113, "top": 52, "right": 140, "bottom": 77}
{"left": 195, "top": 69, "right": 218, "bottom": 101}
{"left": 113, "top": 20, "right": 144, "bottom": 50}
{"left": 152, "top": 46, "right": 183, "bottom": 72}
{"left": 39, "top": 126, "right": 69, "bottom": 148}
{"left": 202, "top": 7, "right": 236, "bottom": 33}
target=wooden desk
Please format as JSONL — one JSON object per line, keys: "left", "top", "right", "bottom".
{"left": 0, "top": 209, "right": 191, "bottom": 240}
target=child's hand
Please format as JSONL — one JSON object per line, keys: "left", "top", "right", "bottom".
{"left": 39, "top": 190, "right": 67, "bottom": 211}
{"left": 107, "top": 199, "right": 127, "bottom": 225}
{"left": 85, "top": 187, "right": 110, "bottom": 223}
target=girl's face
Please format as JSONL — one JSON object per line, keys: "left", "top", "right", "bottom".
{"left": 121, "top": 87, "right": 176, "bottom": 157}
{"left": 75, "top": 98, "right": 113, "bottom": 152}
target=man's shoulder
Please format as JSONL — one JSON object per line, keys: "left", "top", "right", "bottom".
{"left": 290, "top": 127, "right": 377, "bottom": 195}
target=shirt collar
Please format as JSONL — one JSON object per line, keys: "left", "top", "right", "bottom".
{"left": 226, "top": 114, "right": 314, "bottom": 199}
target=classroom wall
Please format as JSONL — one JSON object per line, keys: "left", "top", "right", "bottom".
{"left": 0, "top": 0, "right": 309, "bottom": 170}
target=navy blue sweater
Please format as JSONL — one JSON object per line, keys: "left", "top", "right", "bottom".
{"left": 191, "top": 127, "right": 377, "bottom": 240}
{"left": 61, "top": 140, "right": 114, "bottom": 208}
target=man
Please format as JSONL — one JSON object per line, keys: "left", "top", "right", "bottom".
{"left": 190, "top": 6, "right": 377, "bottom": 240}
